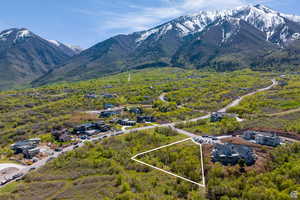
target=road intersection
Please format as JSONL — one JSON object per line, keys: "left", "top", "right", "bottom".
{"left": 0, "top": 78, "right": 278, "bottom": 188}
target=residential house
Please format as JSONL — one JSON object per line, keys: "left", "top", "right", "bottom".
{"left": 84, "top": 94, "right": 98, "bottom": 99}
{"left": 210, "top": 112, "right": 226, "bottom": 122}
{"left": 102, "top": 93, "right": 117, "bottom": 98}
{"left": 100, "top": 110, "right": 120, "bottom": 118}
{"left": 211, "top": 143, "right": 256, "bottom": 166}
{"left": 118, "top": 119, "right": 136, "bottom": 126}
{"left": 10, "top": 139, "right": 41, "bottom": 159}
{"left": 242, "top": 131, "right": 281, "bottom": 147}
{"left": 52, "top": 129, "right": 70, "bottom": 141}
{"left": 210, "top": 112, "right": 236, "bottom": 122}
{"left": 73, "top": 122, "right": 111, "bottom": 135}
{"left": 129, "top": 107, "right": 143, "bottom": 115}
{"left": 104, "top": 103, "right": 115, "bottom": 110}
{"left": 137, "top": 116, "right": 156, "bottom": 123}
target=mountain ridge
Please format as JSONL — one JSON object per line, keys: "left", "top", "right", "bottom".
{"left": 0, "top": 28, "right": 81, "bottom": 90}
{"left": 16, "top": 5, "right": 300, "bottom": 86}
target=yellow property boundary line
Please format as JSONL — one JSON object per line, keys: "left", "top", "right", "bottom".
{"left": 131, "top": 138, "right": 205, "bottom": 188}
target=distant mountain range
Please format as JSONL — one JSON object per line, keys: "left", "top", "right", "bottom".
{"left": 1, "top": 4, "right": 300, "bottom": 90}
{"left": 33, "top": 4, "right": 300, "bottom": 86}
{"left": 0, "top": 28, "right": 82, "bottom": 90}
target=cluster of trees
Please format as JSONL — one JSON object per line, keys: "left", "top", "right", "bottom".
{"left": 0, "top": 68, "right": 271, "bottom": 150}
{"left": 139, "top": 140, "right": 203, "bottom": 183}
{"left": 0, "top": 128, "right": 205, "bottom": 200}
{"left": 207, "top": 143, "right": 300, "bottom": 200}
{"left": 285, "top": 121, "right": 300, "bottom": 133}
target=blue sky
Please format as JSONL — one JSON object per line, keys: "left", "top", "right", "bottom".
{"left": 0, "top": 0, "right": 299, "bottom": 48}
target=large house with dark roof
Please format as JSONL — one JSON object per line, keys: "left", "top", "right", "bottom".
{"left": 10, "top": 138, "right": 41, "bottom": 159}
{"left": 73, "top": 122, "right": 110, "bottom": 135}
{"left": 211, "top": 143, "right": 256, "bottom": 166}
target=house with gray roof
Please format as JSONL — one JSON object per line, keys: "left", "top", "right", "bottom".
{"left": 211, "top": 143, "right": 256, "bottom": 166}
{"left": 242, "top": 130, "right": 281, "bottom": 147}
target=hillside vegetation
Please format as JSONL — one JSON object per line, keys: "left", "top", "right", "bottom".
{"left": 0, "top": 128, "right": 204, "bottom": 200}
{"left": 1, "top": 68, "right": 300, "bottom": 199}
{"left": 0, "top": 68, "right": 271, "bottom": 154}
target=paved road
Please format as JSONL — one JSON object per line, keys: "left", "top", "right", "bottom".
{"left": 85, "top": 106, "right": 124, "bottom": 115}
{"left": 172, "top": 127, "right": 198, "bottom": 137}
{"left": 113, "top": 79, "right": 279, "bottom": 137}
{"left": 218, "top": 79, "right": 278, "bottom": 113}
{"left": 158, "top": 93, "right": 167, "bottom": 102}
{"left": 0, "top": 164, "right": 25, "bottom": 171}
{"left": 0, "top": 78, "right": 278, "bottom": 187}
{"left": 189, "top": 79, "right": 278, "bottom": 122}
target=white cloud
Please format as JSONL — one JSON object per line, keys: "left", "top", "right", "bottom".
{"left": 78, "top": 0, "right": 273, "bottom": 38}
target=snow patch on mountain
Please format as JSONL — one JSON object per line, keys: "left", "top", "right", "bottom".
{"left": 176, "top": 23, "right": 191, "bottom": 36}
{"left": 13, "top": 29, "right": 33, "bottom": 43}
{"left": 136, "top": 24, "right": 173, "bottom": 43}
{"left": 136, "top": 29, "right": 159, "bottom": 43}
{"left": 135, "top": 4, "right": 300, "bottom": 46}
{"left": 16, "top": 29, "right": 32, "bottom": 39}
{"left": 0, "top": 30, "right": 13, "bottom": 41}
{"left": 67, "top": 45, "right": 83, "bottom": 53}
{"left": 292, "top": 33, "right": 300, "bottom": 40}
{"left": 282, "top": 14, "right": 300, "bottom": 23}
{"left": 47, "top": 40, "right": 61, "bottom": 47}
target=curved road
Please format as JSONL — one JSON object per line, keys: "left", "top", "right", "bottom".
{"left": 122, "top": 78, "right": 278, "bottom": 136}
{"left": 218, "top": 79, "right": 277, "bottom": 113}
{"left": 0, "top": 78, "right": 278, "bottom": 187}
{"left": 157, "top": 79, "right": 277, "bottom": 123}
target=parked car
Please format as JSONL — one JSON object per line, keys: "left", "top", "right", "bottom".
{"left": 0, "top": 180, "right": 8, "bottom": 185}
{"left": 55, "top": 148, "right": 63, "bottom": 152}
{"left": 47, "top": 157, "right": 55, "bottom": 162}
{"left": 80, "top": 135, "right": 88, "bottom": 140}
{"left": 29, "top": 167, "right": 36, "bottom": 171}
{"left": 12, "top": 173, "right": 24, "bottom": 179}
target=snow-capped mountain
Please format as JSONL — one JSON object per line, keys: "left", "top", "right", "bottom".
{"left": 0, "top": 28, "right": 33, "bottom": 43}
{"left": 136, "top": 4, "right": 300, "bottom": 46}
{"left": 34, "top": 5, "right": 300, "bottom": 85}
{"left": 47, "top": 40, "right": 82, "bottom": 56}
{"left": 0, "top": 28, "right": 77, "bottom": 90}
